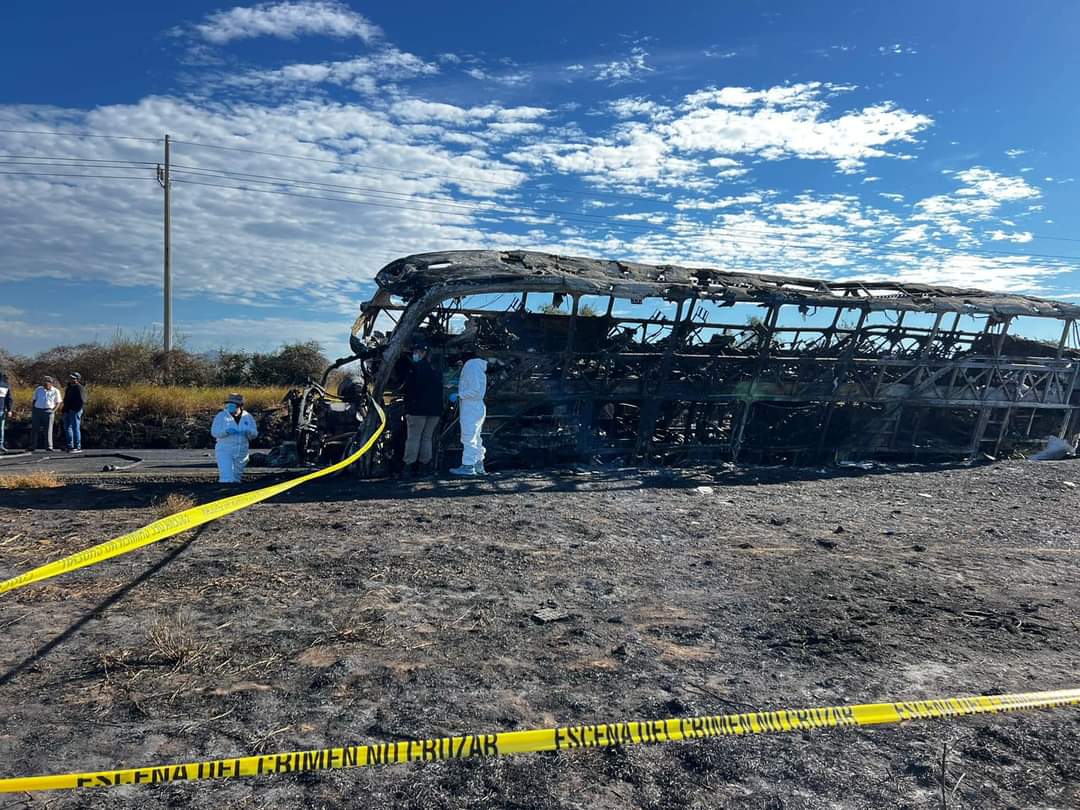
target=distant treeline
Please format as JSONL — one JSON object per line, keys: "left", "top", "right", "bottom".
{"left": 0, "top": 333, "right": 331, "bottom": 387}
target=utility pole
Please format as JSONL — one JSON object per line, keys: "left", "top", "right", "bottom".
{"left": 162, "top": 133, "right": 172, "bottom": 357}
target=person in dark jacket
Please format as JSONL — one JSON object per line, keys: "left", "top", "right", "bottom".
{"left": 63, "top": 372, "right": 86, "bottom": 452}
{"left": 0, "top": 371, "right": 12, "bottom": 453}
{"left": 400, "top": 343, "right": 443, "bottom": 477}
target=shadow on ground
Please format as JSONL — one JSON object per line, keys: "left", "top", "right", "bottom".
{"left": 0, "top": 459, "right": 993, "bottom": 512}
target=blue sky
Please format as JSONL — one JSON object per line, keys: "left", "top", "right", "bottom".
{"left": 1, "top": 0, "right": 1079, "bottom": 355}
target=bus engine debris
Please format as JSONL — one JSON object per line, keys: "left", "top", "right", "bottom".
{"left": 289, "top": 250, "right": 1080, "bottom": 475}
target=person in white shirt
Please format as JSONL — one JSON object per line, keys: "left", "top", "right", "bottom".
{"left": 0, "top": 371, "right": 12, "bottom": 453}
{"left": 31, "top": 376, "right": 62, "bottom": 452}
{"left": 450, "top": 355, "right": 488, "bottom": 476}
{"left": 210, "top": 392, "right": 258, "bottom": 483}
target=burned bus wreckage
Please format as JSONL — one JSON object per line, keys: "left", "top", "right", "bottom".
{"left": 289, "top": 250, "right": 1080, "bottom": 475}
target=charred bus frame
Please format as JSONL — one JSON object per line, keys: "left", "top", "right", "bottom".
{"left": 295, "top": 250, "right": 1080, "bottom": 472}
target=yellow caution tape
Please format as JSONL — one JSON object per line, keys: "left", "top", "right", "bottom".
{"left": 0, "top": 400, "right": 386, "bottom": 596}
{"left": 1, "top": 687, "right": 1077, "bottom": 792}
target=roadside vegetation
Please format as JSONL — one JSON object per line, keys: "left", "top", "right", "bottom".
{"left": 0, "top": 333, "right": 334, "bottom": 449}
{"left": 0, "top": 332, "right": 329, "bottom": 388}
{"left": 0, "top": 471, "right": 63, "bottom": 489}
{"left": 10, "top": 385, "right": 289, "bottom": 420}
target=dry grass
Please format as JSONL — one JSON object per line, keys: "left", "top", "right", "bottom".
{"left": 13, "top": 386, "right": 288, "bottom": 420}
{"left": 153, "top": 492, "right": 197, "bottom": 517}
{"left": 146, "top": 613, "right": 210, "bottom": 671}
{"left": 0, "top": 471, "right": 63, "bottom": 489}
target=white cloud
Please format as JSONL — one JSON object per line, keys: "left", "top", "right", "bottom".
{"left": 391, "top": 100, "right": 550, "bottom": 126}
{"left": 612, "top": 212, "right": 668, "bottom": 224}
{"left": 989, "top": 230, "right": 1034, "bottom": 243}
{"left": 674, "top": 193, "right": 764, "bottom": 210}
{"left": 682, "top": 82, "right": 827, "bottom": 109}
{"left": 1005, "top": 148, "right": 1027, "bottom": 158}
{"left": 1, "top": 23, "right": 1069, "bottom": 354}
{"left": 878, "top": 43, "right": 917, "bottom": 55}
{"left": 487, "top": 121, "right": 544, "bottom": 138}
{"left": 193, "top": 0, "right": 380, "bottom": 45}
{"left": 511, "top": 82, "right": 930, "bottom": 189}
{"left": 913, "top": 167, "right": 1040, "bottom": 238}
{"left": 464, "top": 67, "right": 531, "bottom": 86}
{"left": 892, "top": 224, "right": 928, "bottom": 243}
{"left": 0, "top": 95, "right": 535, "bottom": 334}
{"left": 609, "top": 96, "right": 665, "bottom": 120}
{"left": 872, "top": 254, "right": 1062, "bottom": 293}
{"left": 594, "top": 47, "right": 652, "bottom": 83}
{"left": 228, "top": 49, "right": 439, "bottom": 94}
{"left": 668, "top": 99, "right": 930, "bottom": 174}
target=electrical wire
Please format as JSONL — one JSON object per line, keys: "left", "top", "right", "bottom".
{"left": 0, "top": 170, "right": 155, "bottom": 180}
{"left": 166, "top": 138, "right": 1080, "bottom": 250}
{"left": 3, "top": 140, "right": 1080, "bottom": 272}
{"left": 170, "top": 137, "right": 654, "bottom": 205}
{"left": 167, "top": 169, "right": 1080, "bottom": 271}
{"left": 3, "top": 131, "right": 1077, "bottom": 251}
{"left": 0, "top": 128, "right": 161, "bottom": 143}
{"left": 0, "top": 154, "right": 157, "bottom": 164}
{"left": 163, "top": 161, "right": 1080, "bottom": 266}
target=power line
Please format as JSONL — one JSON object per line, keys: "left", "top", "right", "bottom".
{"left": 0, "top": 160, "right": 156, "bottom": 171}
{"left": 168, "top": 166, "right": 895, "bottom": 258}
{"left": 5, "top": 133, "right": 1078, "bottom": 252}
{"left": 164, "top": 138, "right": 1080, "bottom": 250}
{"left": 0, "top": 154, "right": 157, "bottom": 164}
{"left": 168, "top": 175, "right": 1080, "bottom": 272}
{"left": 0, "top": 170, "right": 155, "bottom": 180}
{"left": 6, "top": 161, "right": 1080, "bottom": 271}
{"left": 166, "top": 164, "right": 1080, "bottom": 268}
{"left": 170, "top": 137, "right": 663, "bottom": 205}
{"left": 0, "top": 128, "right": 161, "bottom": 143}
{"left": 4, "top": 145, "right": 1080, "bottom": 271}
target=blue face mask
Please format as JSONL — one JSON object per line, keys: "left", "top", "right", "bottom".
{"left": 225, "top": 403, "right": 238, "bottom": 414}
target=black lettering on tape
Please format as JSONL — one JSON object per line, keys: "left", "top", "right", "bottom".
{"left": 468, "top": 735, "right": 484, "bottom": 758}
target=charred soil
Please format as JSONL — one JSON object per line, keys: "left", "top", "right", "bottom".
{"left": 0, "top": 460, "right": 1078, "bottom": 808}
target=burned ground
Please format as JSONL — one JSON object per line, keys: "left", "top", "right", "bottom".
{"left": 0, "top": 460, "right": 1078, "bottom": 808}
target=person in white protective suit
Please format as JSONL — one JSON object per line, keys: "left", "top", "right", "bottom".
{"left": 449, "top": 355, "right": 488, "bottom": 476}
{"left": 211, "top": 393, "right": 258, "bottom": 483}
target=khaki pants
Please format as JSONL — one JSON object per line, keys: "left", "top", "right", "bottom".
{"left": 403, "top": 415, "right": 439, "bottom": 465}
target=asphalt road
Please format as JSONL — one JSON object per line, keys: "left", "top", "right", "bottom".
{"left": 0, "top": 449, "right": 305, "bottom": 480}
